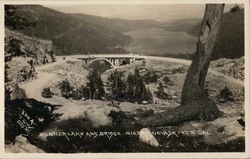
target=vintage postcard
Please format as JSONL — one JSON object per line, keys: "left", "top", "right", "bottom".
{"left": 0, "top": 0, "right": 249, "bottom": 158}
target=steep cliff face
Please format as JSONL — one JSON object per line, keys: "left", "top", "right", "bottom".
{"left": 5, "top": 28, "right": 55, "bottom": 65}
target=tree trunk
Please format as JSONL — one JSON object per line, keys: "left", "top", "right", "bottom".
{"left": 137, "top": 4, "right": 224, "bottom": 127}
{"left": 181, "top": 4, "right": 225, "bottom": 104}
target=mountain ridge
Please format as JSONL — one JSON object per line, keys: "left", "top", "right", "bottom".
{"left": 8, "top": 5, "right": 165, "bottom": 55}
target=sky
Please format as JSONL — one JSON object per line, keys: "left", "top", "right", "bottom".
{"left": 44, "top": 4, "right": 242, "bottom": 22}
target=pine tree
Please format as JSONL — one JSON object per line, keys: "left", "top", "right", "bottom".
{"left": 148, "top": 87, "right": 153, "bottom": 103}
{"left": 158, "top": 82, "right": 164, "bottom": 98}
{"left": 155, "top": 82, "right": 169, "bottom": 100}
{"left": 108, "top": 70, "right": 125, "bottom": 101}
{"left": 95, "top": 74, "right": 105, "bottom": 99}
{"left": 125, "top": 73, "right": 135, "bottom": 102}
{"left": 134, "top": 67, "right": 140, "bottom": 81}
{"left": 135, "top": 78, "right": 145, "bottom": 104}
{"left": 145, "top": 87, "right": 153, "bottom": 103}
{"left": 86, "top": 73, "right": 95, "bottom": 99}
{"left": 5, "top": 5, "right": 35, "bottom": 30}
{"left": 123, "top": 67, "right": 154, "bottom": 103}
{"left": 87, "top": 69, "right": 105, "bottom": 100}
{"left": 60, "top": 79, "right": 72, "bottom": 99}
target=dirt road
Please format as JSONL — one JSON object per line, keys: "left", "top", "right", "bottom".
{"left": 20, "top": 71, "right": 57, "bottom": 103}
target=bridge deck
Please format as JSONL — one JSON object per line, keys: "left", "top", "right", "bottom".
{"left": 70, "top": 54, "right": 143, "bottom": 59}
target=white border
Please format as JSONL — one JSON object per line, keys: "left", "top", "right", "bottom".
{"left": 0, "top": 0, "right": 249, "bottom": 158}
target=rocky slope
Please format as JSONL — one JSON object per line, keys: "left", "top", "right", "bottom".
{"left": 5, "top": 28, "right": 56, "bottom": 100}
{"left": 5, "top": 28, "right": 54, "bottom": 65}
{"left": 4, "top": 28, "right": 59, "bottom": 153}
{"left": 210, "top": 56, "right": 244, "bottom": 81}
{"left": 5, "top": 136, "right": 45, "bottom": 153}
{"left": 40, "top": 60, "right": 89, "bottom": 96}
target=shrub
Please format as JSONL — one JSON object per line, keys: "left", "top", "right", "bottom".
{"left": 218, "top": 86, "right": 234, "bottom": 102}
{"left": 59, "top": 79, "right": 73, "bottom": 99}
{"left": 155, "top": 82, "right": 169, "bottom": 100}
{"left": 6, "top": 38, "right": 24, "bottom": 57}
{"left": 5, "top": 98, "right": 62, "bottom": 144}
{"left": 163, "top": 75, "right": 174, "bottom": 86}
{"left": 108, "top": 110, "right": 135, "bottom": 128}
{"left": 41, "top": 87, "right": 53, "bottom": 98}
{"left": 143, "top": 71, "right": 160, "bottom": 84}
{"left": 230, "top": 5, "right": 241, "bottom": 13}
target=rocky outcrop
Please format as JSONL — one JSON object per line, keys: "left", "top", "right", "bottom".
{"left": 179, "top": 115, "right": 245, "bottom": 145}
{"left": 84, "top": 106, "right": 120, "bottom": 128}
{"left": 5, "top": 136, "right": 45, "bottom": 153}
{"left": 5, "top": 28, "right": 56, "bottom": 100}
{"left": 5, "top": 57, "right": 37, "bottom": 83}
{"left": 5, "top": 82, "right": 26, "bottom": 100}
{"left": 5, "top": 28, "right": 55, "bottom": 65}
{"left": 40, "top": 60, "right": 89, "bottom": 96}
{"left": 4, "top": 28, "right": 56, "bottom": 102}
{"left": 5, "top": 57, "right": 35, "bottom": 101}
{"left": 139, "top": 64, "right": 187, "bottom": 84}
{"left": 210, "top": 57, "right": 244, "bottom": 81}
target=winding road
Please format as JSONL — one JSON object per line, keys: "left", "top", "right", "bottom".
{"left": 19, "top": 59, "right": 65, "bottom": 104}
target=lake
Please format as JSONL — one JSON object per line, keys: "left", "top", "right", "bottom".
{"left": 124, "top": 28, "right": 198, "bottom": 55}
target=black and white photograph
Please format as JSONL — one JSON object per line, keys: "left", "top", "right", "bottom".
{"left": 2, "top": 0, "right": 249, "bottom": 156}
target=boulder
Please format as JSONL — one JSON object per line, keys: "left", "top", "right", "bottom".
{"left": 5, "top": 136, "right": 45, "bottom": 153}
{"left": 15, "top": 135, "right": 27, "bottom": 143}
{"left": 5, "top": 82, "right": 26, "bottom": 100}
{"left": 204, "top": 116, "right": 245, "bottom": 145}
{"left": 142, "top": 101, "right": 148, "bottom": 105}
{"left": 178, "top": 116, "right": 245, "bottom": 145}
{"left": 139, "top": 128, "right": 160, "bottom": 147}
{"left": 84, "top": 106, "right": 119, "bottom": 128}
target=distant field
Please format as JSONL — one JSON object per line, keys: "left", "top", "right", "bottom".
{"left": 124, "top": 28, "right": 198, "bottom": 55}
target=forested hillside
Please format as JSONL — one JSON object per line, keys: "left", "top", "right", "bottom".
{"left": 8, "top": 5, "right": 162, "bottom": 55}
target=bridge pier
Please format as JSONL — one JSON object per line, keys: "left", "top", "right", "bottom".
{"left": 129, "top": 58, "right": 135, "bottom": 64}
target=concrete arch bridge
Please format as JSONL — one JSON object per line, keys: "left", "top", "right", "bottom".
{"left": 77, "top": 54, "right": 145, "bottom": 68}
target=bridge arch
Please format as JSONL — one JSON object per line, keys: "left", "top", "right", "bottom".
{"left": 89, "top": 58, "right": 115, "bottom": 68}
